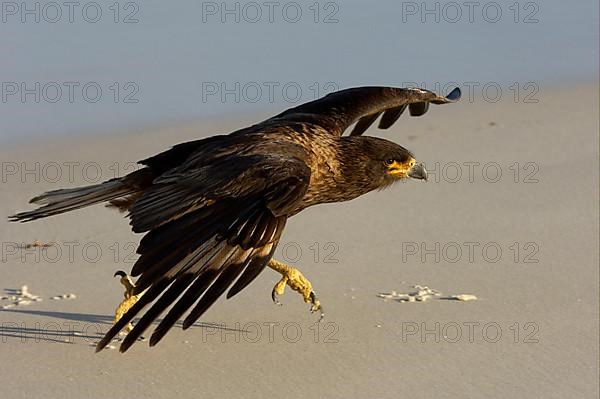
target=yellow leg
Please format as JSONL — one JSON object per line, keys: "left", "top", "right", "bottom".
{"left": 113, "top": 271, "right": 143, "bottom": 333}
{"left": 268, "top": 259, "right": 323, "bottom": 320}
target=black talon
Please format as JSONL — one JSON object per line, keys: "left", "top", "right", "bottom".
{"left": 309, "top": 291, "right": 324, "bottom": 322}
{"left": 271, "top": 290, "right": 282, "bottom": 306}
{"left": 317, "top": 311, "right": 325, "bottom": 322}
{"left": 114, "top": 270, "right": 127, "bottom": 278}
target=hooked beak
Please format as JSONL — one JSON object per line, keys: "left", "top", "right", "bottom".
{"left": 407, "top": 162, "right": 428, "bottom": 181}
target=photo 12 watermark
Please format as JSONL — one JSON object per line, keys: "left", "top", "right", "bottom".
{"left": 198, "top": 320, "right": 339, "bottom": 344}
{"left": 1, "top": 240, "right": 139, "bottom": 265}
{"left": 401, "top": 81, "right": 540, "bottom": 104}
{"left": 400, "top": 2, "right": 540, "bottom": 24}
{"left": 200, "top": 1, "right": 340, "bottom": 23}
{"left": 200, "top": 81, "right": 339, "bottom": 104}
{"left": 276, "top": 241, "right": 340, "bottom": 264}
{"left": 400, "top": 241, "right": 540, "bottom": 264}
{"left": 1, "top": 161, "right": 143, "bottom": 184}
{"left": 1, "top": 82, "right": 140, "bottom": 104}
{"left": 400, "top": 321, "right": 540, "bottom": 343}
{"left": 421, "top": 161, "right": 540, "bottom": 184}
{"left": 1, "top": 1, "right": 140, "bottom": 23}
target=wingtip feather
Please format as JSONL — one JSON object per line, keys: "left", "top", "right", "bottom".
{"left": 446, "top": 87, "right": 461, "bottom": 101}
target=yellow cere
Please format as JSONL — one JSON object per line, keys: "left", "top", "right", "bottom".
{"left": 388, "top": 158, "right": 416, "bottom": 177}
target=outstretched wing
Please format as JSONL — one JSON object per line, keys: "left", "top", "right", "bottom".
{"left": 96, "top": 154, "right": 310, "bottom": 352}
{"left": 270, "top": 86, "right": 461, "bottom": 136}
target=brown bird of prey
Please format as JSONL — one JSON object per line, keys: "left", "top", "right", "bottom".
{"left": 10, "top": 85, "right": 461, "bottom": 352}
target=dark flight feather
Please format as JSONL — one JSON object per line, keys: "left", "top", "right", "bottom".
{"left": 409, "top": 102, "right": 430, "bottom": 116}
{"left": 379, "top": 105, "right": 407, "bottom": 129}
{"left": 349, "top": 112, "right": 382, "bottom": 136}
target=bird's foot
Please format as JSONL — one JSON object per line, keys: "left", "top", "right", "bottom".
{"left": 113, "top": 270, "right": 143, "bottom": 333}
{"left": 114, "top": 296, "right": 138, "bottom": 333}
{"left": 268, "top": 259, "right": 324, "bottom": 321}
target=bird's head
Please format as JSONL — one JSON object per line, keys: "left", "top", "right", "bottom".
{"left": 342, "top": 136, "right": 427, "bottom": 191}
{"left": 380, "top": 153, "right": 427, "bottom": 182}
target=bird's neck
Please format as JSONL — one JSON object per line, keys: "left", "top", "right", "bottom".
{"left": 334, "top": 137, "right": 384, "bottom": 195}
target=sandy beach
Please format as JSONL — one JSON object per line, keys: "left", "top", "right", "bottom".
{"left": 0, "top": 84, "right": 598, "bottom": 398}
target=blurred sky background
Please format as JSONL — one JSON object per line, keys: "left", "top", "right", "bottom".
{"left": 0, "top": 0, "right": 598, "bottom": 142}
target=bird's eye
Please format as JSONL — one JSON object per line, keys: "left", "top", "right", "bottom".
{"left": 384, "top": 158, "right": 395, "bottom": 166}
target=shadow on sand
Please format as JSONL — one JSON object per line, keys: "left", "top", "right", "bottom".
{"left": 0, "top": 308, "right": 249, "bottom": 345}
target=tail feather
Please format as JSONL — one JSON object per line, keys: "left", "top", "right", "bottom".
{"left": 10, "top": 178, "right": 136, "bottom": 222}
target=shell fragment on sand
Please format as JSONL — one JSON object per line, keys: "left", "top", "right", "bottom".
{"left": 449, "top": 294, "right": 478, "bottom": 301}
{"left": 1, "top": 285, "right": 43, "bottom": 308}
{"left": 377, "top": 285, "right": 477, "bottom": 304}
{"left": 377, "top": 285, "right": 443, "bottom": 303}
{"left": 50, "top": 293, "right": 77, "bottom": 300}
